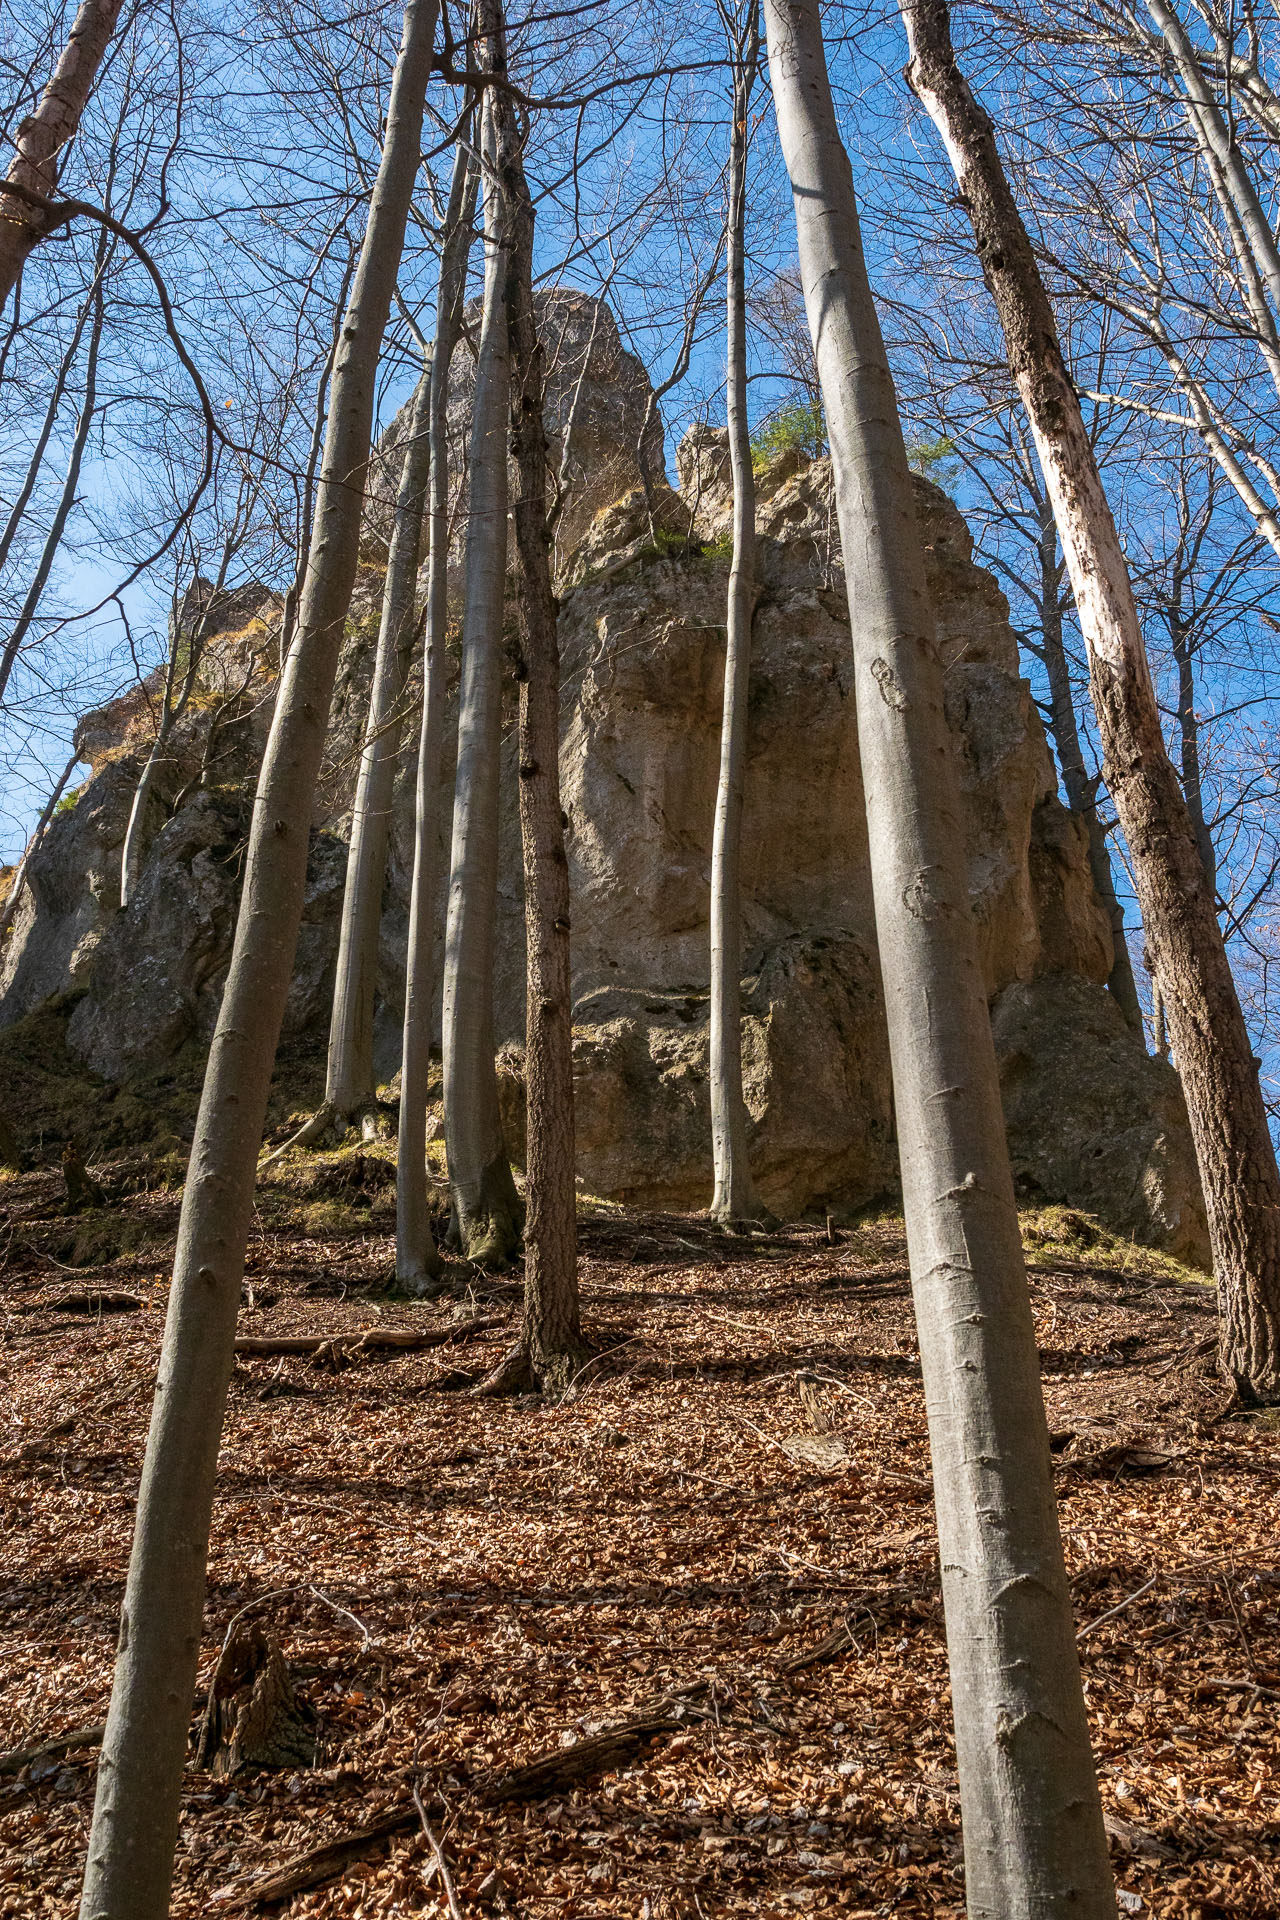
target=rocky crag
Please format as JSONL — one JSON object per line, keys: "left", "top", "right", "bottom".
{"left": 0, "top": 297, "right": 1209, "bottom": 1262}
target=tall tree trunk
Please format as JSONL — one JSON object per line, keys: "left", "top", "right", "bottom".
{"left": 397, "top": 130, "right": 479, "bottom": 1293}
{"left": 0, "top": 277, "right": 105, "bottom": 704}
{"left": 710, "top": 0, "right": 761, "bottom": 1224}
{"left": 77, "top": 8, "right": 437, "bottom": 1914}
{"left": 901, "top": 0, "right": 1280, "bottom": 1403}
{"left": 761, "top": 6, "right": 1116, "bottom": 1916}
{"left": 0, "top": 265, "right": 97, "bottom": 578}
{"left": 494, "top": 44, "right": 584, "bottom": 1388}
{"left": 325, "top": 362, "right": 433, "bottom": 1120}
{"left": 441, "top": 71, "right": 522, "bottom": 1268}
{"left": 0, "top": 0, "right": 124, "bottom": 311}
{"left": 1144, "top": 0, "right": 1280, "bottom": 326}
{"left": 1035, "top": 504, "right": 1144, "bottom": 1031}
{"left": 0, "top": 749, "right": 79, "bottom": 945}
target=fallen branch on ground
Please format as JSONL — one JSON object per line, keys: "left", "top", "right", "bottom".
{"left": 18, "top": 1289, "right": 143, "bottom": 1315}
{"left": 0, "top": 1722, "right": 106, "bottom": 1776}
{"left": 258, "top": 1102, "right": 336, "bottom": 1170}
{"left": 214, "top": 1805, "right": 424, "bottom": 1911}
{"left": 232, "top": 1314, "right": 503, "bottom": 1362}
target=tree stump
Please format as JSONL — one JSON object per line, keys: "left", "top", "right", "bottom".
{"left": 61, "top": 1142, "right": 104, "bottom": 1212}
{"left": 194, "top": 1621, "right": 317, "bottom": 1778}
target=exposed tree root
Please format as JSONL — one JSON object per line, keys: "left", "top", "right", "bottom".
{"left": 233, "top": 1313, "right": 504, "bottom": 1367}
{"left": 473, "top": 1335, "right": 595, "bottom": 1398}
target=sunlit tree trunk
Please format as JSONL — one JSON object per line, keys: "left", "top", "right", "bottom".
{"left": 397, "top": 130, "right": 479, "bottom": 1293}
{"left": 0, "top": 0, "right": 125, "bottom": 311}
{"left": 77, "top": 8, "right": 437, "bottom": 1913}
{"left": 762, "top": 4, "right": 1117, "bottom": 1914}
{"left": 325, "top": 363, "right": 433, "bottom": 1120}
{"left": 0, "top": 749, "right": 79, "bottom": 944}
{"left": 441, "top": 64, "right": 522, "bottom": 1268}
{"left": 710, "top": 0, "right": 761, "bottom": 1223}
{"left": 902, "top": 0, "right": 1280, "bottom": 1404}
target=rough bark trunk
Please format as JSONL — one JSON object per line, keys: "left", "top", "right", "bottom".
{"left": 325, "top": 362, "right": 433, "bottom": 1119}
{"left": 494, "top": 57, "right": 584, "bottom": 1388}
{"left": 761, "top": 5, "right": 1117, "bottom": 1915}
{"left": 900, "top": 0, "right": 1280, "bottom": 1406}
{"left": 1035, "top": 506, "right": 1143, "bottom": 1032}
{"left": 0, "top": 0, "right": 124, "bottom": 312}
{"left": 77, "top": 8, "right": 437, "bottom": 1914}
{"left": 0, "top": 277, "right": 105, "bottom": 704}
{"left": 396, "top": 131, "right": 479, "bottom": 1293}
{"left": 710, "top": 2, "right": 761, "bottom": 1225}
{"left": 441, "top": 71, "right": 522, "bottom": 1269}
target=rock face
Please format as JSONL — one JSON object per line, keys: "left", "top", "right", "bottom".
{"left": 0, "top": 321, "right": 1209, "bottom": 1259}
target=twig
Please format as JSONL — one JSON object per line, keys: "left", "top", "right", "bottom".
{"left": 0, "top": 1722, "right": 105, "bottom": 1776}
{"left": 413, "top": 1781, "right": 464, "bottom": 1920}
{"left": 1076, "top": 1572, "right": 1159, "bottom": 1641}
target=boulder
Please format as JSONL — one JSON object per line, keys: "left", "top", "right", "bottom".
{"left": 992, "top": 973, "right": 1210, "bottom": 1267}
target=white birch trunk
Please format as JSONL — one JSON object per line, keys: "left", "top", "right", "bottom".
{"left": 440, "top": 79, "right": 522, "bottom": 1266}
{"left": 762, "top": 4, "right": 1116, "bottom": 1913}
{"left": 397, "top": 131, "right": 479, "bottom": 1292}
{"left": 77, "top": 7, "right": 437, "bottom": 1912}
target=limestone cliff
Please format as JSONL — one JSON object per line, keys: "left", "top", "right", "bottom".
{"left": 0, "top": 325, "right": 1209, "bottom": 1262}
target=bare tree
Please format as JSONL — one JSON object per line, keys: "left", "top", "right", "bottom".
{"left": 397, "top": 125, "right": 480, "bottom": 1293}
{"left": 77, "top": 5, "right": 439, "bottom": 1910}
{"left": 440, "top": 36, "right": 522, "bottom": 1269}
{"left": 761, "top": 2, "right": 1117, "bottom": 1912}
{"left": 493, "top": 10, "right": 585, "bottom": 1387}
{"left": 709, "top": 0, "right": 761, "bottom": 1223}
{"left": 901, "top": 0, "right": 1280, "bottom": 1404}
{"left": 0, "top": 0, "right": 125, "bottom": 310}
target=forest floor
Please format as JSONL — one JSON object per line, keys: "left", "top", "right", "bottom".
{"left": 1, "top": 1150, "right": 1278, "bottom": 1919}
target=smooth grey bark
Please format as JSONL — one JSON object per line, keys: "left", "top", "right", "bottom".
{"left": 0, "top": 748, "right": 79, "bottom": 944}
{"left": 0, "top": 0, "right": 125, "bottom": 311}
{"left": 0, "top": 277, "right": 105, "bottom": 705}
{"left": 440, "top": 74, "right": 522, "bottom": 1267}
{"left": 709, "top": 0, "right": 761, "bottom": 1223}
{"left": 901, "top": 0, "right": 1280, "bottom": 1405}
{"left": 77, "top": 7, "right": 437, "bottom": 1913}
{"left": 1144, "top": 0, "right": 1280, "bottom": 327}
{"left": 325, "top": 363, "right": 433, "bottom": 1118}
{"left": 761, "top": 4, "right": 1116, "bottom": 1915}
{"left": 1034, "top": 503, "right": 1144, "bottom": 1032}
{"left": 397, "top": 130, "right": 479, "bottom": 1293}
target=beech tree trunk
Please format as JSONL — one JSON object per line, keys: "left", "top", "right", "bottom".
{"left": 397, "top": 130, "right": 479, "bottom": 1293}
{"left": 77, "top": 8, "right": 437, "bottom": 1914}
{"left": 761, "top": 5, "right": 1117, "bottom": 1915}
{"left": 326, "top": 362, "right": 433, "bottom": 1119}
{"left": 710, "top": 1, "right": 761, "bottom": 1224}
{"left": 0, "top": 0, "right": 125, "bottom": 312}
{"left": 441, "top": 68, "right": 522, "bottom": 1268}
{"left": 900, "top": 0, "right": 1280, "bottom": 1403}
{"left": 1035, "top": 505, "right": 1143, "bottom": 1032}
{"left": 493, "top": 53, "right": 584, "bottom": 1387}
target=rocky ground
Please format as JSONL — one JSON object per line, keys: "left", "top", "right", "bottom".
{"left": 1, "top": 1157, "right": 1277, "bottom": 1919}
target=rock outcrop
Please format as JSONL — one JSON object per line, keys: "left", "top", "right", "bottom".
{"left": 0, "top": 318, "right": 1209, "bottom": 1260}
